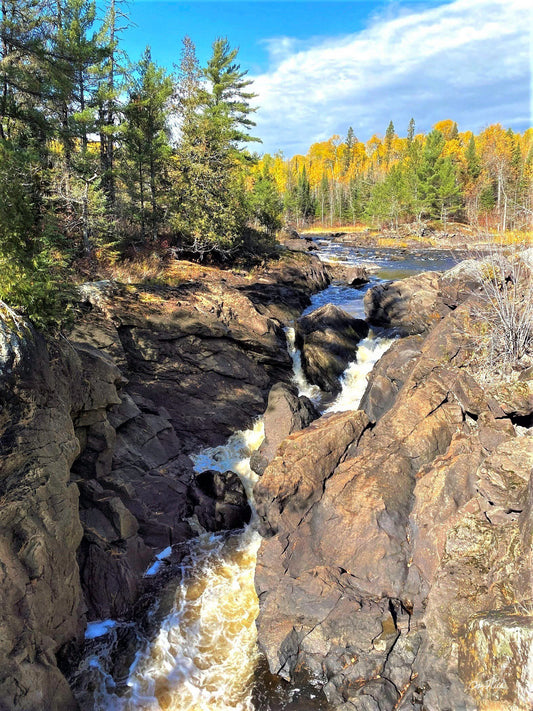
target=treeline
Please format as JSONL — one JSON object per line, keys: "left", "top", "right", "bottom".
{"left": 254, "top": 120, "right": 533, "bottom": 231}
{"left": 0, "top": 0, "right": 277, "bottom": 327}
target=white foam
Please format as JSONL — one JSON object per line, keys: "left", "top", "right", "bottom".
{"left": 326, "top": 335, "right": 394, "bottom": 413}
{"left": 285, "top": 326, "right": 322, "bottom": 402}
{"left": 85, "top": 620, "right": 117, "bottom": 640}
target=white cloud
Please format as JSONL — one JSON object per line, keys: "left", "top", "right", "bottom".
{"left": 250, "top": 0, "right": 531, "bottom": 155}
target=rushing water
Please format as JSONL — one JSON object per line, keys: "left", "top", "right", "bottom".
{"left": 72, "top": 239, "right": 458, "bottom": 710}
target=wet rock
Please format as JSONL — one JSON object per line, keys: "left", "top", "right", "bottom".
{"left": 250, "top": 382, "right": 319, "bottom": 475}
{"left": 191, "top": 470, "right": 252, "bottom": 532}
{"left": 295, "top": 303, "right": 369, "bottom": 393}
{"left": 325, "top": 263, "right": 370, "bottom": 287}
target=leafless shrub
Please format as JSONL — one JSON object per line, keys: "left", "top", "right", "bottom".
{"left": 464, "top": 237, "right": 532, "bottom": 375}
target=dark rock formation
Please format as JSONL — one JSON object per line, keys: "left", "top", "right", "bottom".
{"left": 325, "top": 263, "right": 370, "bottom": 287}
{"left": 255, "top": 290, "right": 533, "bottom": 710}
{"left": 190, "top": 470, "right": 252, "bottom": 531}
{"left": 72, "top": 252, "right": 329, "bottom": 452}
{"left": 0, "top": 251, "right": 329, "bottom": 709}
{"left": 295, "top": 303, "right": 369, "bottom": 393}
{"left": 250, "top": 382, "right": 319, "bottom": 475}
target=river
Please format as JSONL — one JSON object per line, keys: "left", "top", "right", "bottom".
{"left": 70, "top": 240, "right": 458, "bottom": 710}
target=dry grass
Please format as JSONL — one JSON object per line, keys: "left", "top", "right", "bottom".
{"left": 300, "top": 223, "right": 370, "bottom": 234}
{"left": 100, "top": 255, "right": 227, "bottom": 287}
{"left": 377, "top": 237, "right": 409, "bottom": 248}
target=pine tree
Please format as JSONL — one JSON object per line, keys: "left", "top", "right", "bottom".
{"left": 466, "top": 134, "right": 481, "bottom": 180}
{"left": 385, "top": 119, "right": 395, "bottom": 165}
{"left": 407, "top": 118, "right": 415, "bottom": 144}
{"left": 172, "top": 37, "right": 259, "bottom": 257}
{"left": 203, "top": 36, "right": 260, "bottom": 153}
{"left": 248, "top": 161, "right": 282, "bottom": 235}
{"left": 123, "top": 47, "right": 173, "bottom": 241}
{"left": 343, "top": 125, "right": 356, "bottom": 173}
{"left": 95, "top": 0, "right": 128, "bottom": 211}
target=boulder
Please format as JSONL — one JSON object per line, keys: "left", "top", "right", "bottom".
{"left": 364, "top": 271, "right": 451, "bottom": 335}
{"left": 191, "top": 470, "right": 252, "bottom": 532}
{"left": 325, "top": 263, "right": 370, "bottom": 287}
{"left": 295, "top": 303, "right": 369, "bottom": 392}
{"left": 250, "top": 382, "right": 319, "bottom": 475}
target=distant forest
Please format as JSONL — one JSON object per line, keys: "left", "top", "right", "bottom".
{"left": 254, "top": 120, "right": 533, "bottom": 232}
{"left": 1, "top": 0, "right": 531, "bottom": 327}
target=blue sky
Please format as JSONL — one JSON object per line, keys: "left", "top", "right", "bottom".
{"left": 119, "top": 0, "right": 531, "bottom": 155}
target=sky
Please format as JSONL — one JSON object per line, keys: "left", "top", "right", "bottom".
{"left": 120, "top": 0, "right": 532, "bottom": 155}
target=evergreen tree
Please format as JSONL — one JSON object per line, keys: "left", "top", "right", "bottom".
{"left": 385, "top": 119, "right": 395, "bottom": 165}
{"left": 365, "top": 164, "right": 407, "bottom": 228}
{"left": 172, "top": 37, "right": 259, "bottom": 257}
{"left": 416, "top": 129, "right": 461, "bottom": 222}
{"left": 295, "top": 165, "right": 315, "bottom": 225}
{"left": 436, "top": 156, "right": 462, "bottom": 225}
{"left": 123, "top": 47, "right": 173, "bottom": 241}
{"left": 466, "top": 134, "right": 481, "bottom": 179}
{"left": 203, "top": 36, "right": 260, "bottom": 153}
{"left": 95, "top": 0, "right": 128, "bottom": 211}
{"left": 407, "top": 117, "right": 415, "bottom": 144}
{"left": 248, "top": 161, "right": 283, "bottom": 235}
{"left": 343, "top": 125, "right": 356, "bottom": 173}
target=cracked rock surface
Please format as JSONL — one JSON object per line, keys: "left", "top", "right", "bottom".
{"left": 255, "top": 277, "right": 533, "bottom": 710}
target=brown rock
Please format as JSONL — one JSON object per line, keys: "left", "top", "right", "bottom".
{"left": 359, "top": 334, "right": 423, "bottom": 421}
{"left": 295, "top": 303, "right": 369, "bottom": 393}
{"left": 250, "top": 382, "right": 319, "bottom": 475}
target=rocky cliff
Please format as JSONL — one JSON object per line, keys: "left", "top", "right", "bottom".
{"left": 0, "top": 251, "right": 329, "bottom": 710}
{"left": 254, "top": 267, "right": 533, "bottom": 710}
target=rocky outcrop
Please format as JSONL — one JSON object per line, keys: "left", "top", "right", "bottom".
{"left": 72, "top": 252, "right": 329, "bottom": 452}
{"left": 255, "top": 289, "right": 533, "bottom": 710}
{"left": 295, "top": 303, "right": 369, "bottom": 393}
{"left": 250, "top": 382, "right": 319, "bottom": 475}
{"left": 0, "top": 320, "right": 199, "bottom": 709}
{"left": 0, "top": 327, "right": 84, "bottom": 711}
{"left": 363, "top": 269, "right": 481, "bottom": 335}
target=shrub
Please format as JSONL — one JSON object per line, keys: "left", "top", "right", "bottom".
{"left": 469, "top": 239, "right": 532, "bottom": 372}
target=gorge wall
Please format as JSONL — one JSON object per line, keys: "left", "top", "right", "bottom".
{"left": 0, "top": 252, "right": 329, "bottom": 710}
